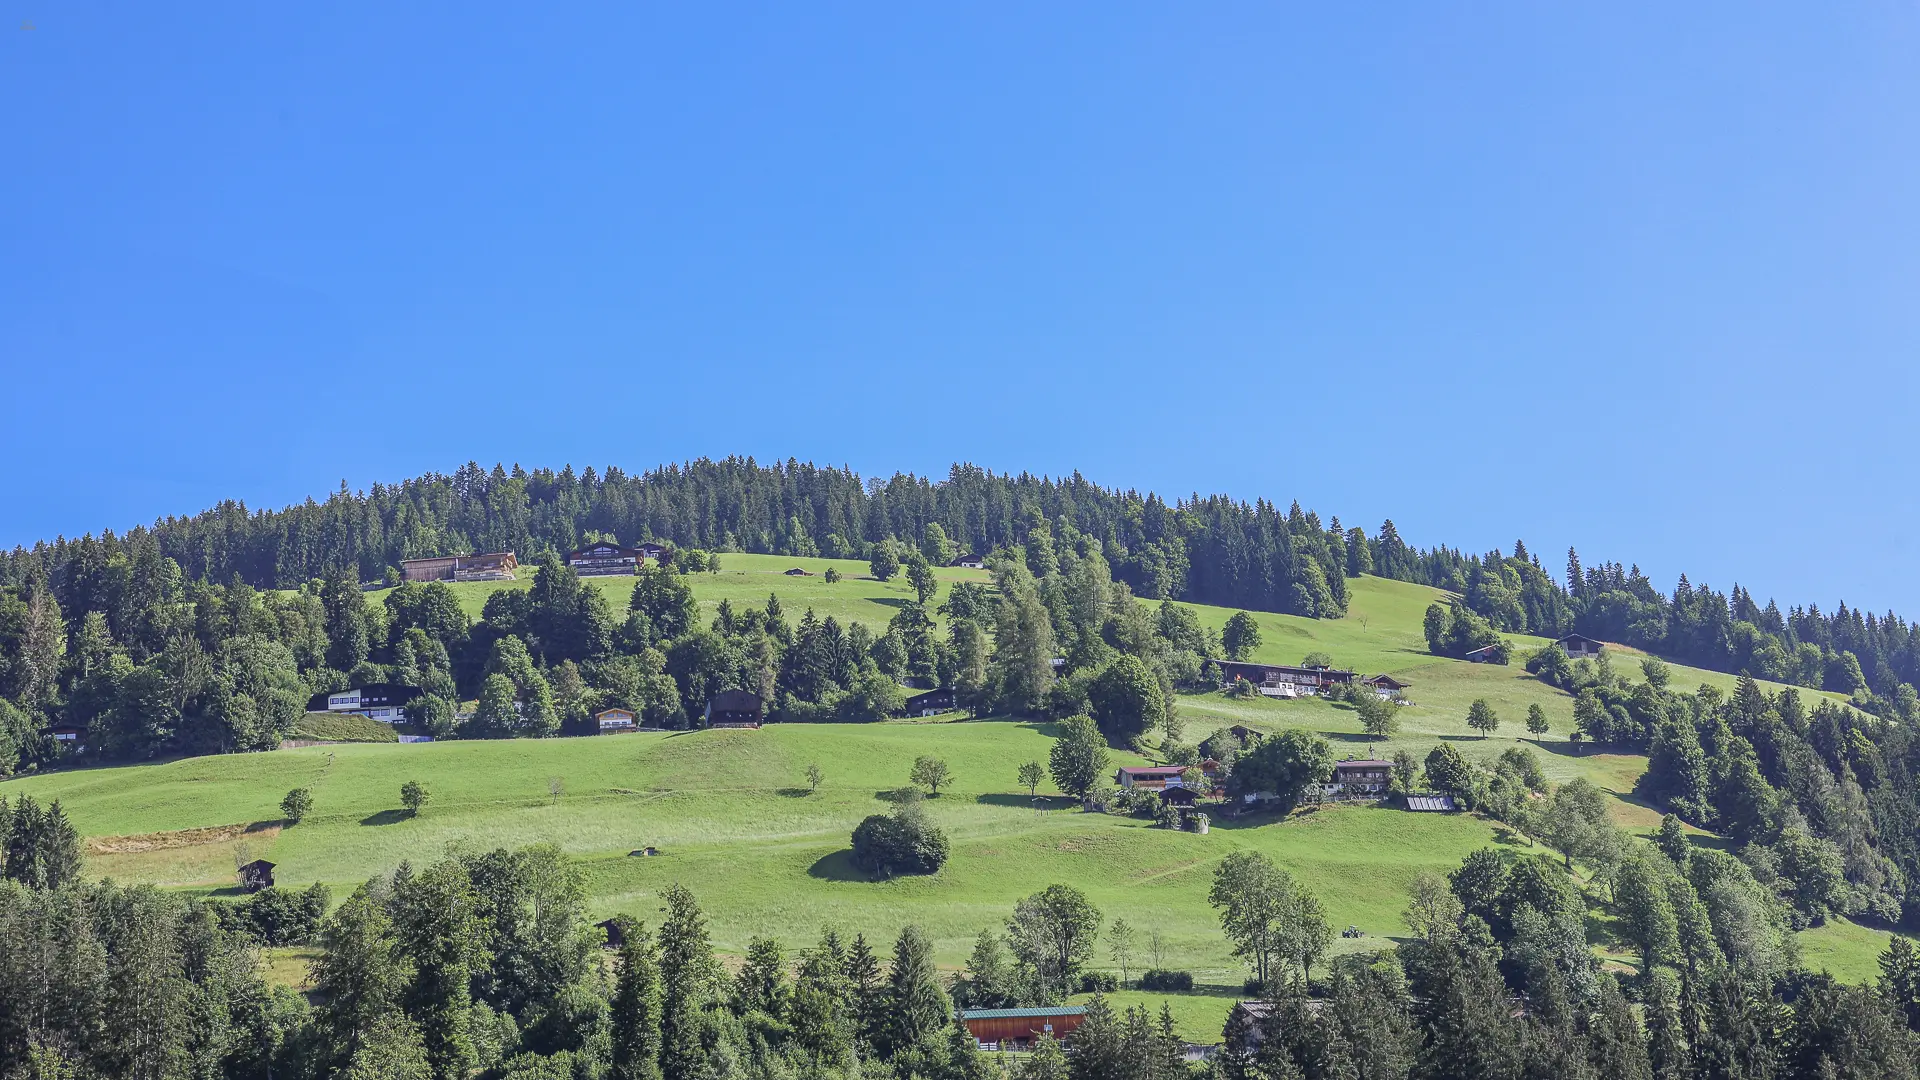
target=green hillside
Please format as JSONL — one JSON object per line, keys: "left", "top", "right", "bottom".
{"left": 11, "top": 563, "right": 1903, "bottom": 1039}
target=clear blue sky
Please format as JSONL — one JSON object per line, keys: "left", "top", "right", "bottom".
{"left": 4, "top": 5, "right": 1917, "bottom": 613}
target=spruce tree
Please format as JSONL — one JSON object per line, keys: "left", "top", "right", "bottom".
{"left": 881, "top": 925, "right": 950, "bottom": 1059}
{"left": 842, "top": 932, "right": 885, "bottom": 1051}
{"left": 609, "top": 918, "right": 663, "bottom": 1080}
{"left": 1065, "top": 992, "right": 1124, "bottom": 1080}
{"left": 314, "top": 886, "right": 412, "bottom": 1066}
{"left": 730, "top": 936, "right": 788, "bottom": 1020}
{"left": 655, "top": 884, "right": 718, "bottom": 1080}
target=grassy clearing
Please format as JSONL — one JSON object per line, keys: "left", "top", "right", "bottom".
{"left": 1797, "top": 917, "right": 1900, "bottom": 984}
{"left": 394, "top": 553, "right": 992, "bottom": 634}
{"left": 289, "top": 712, "right": 398, "bottom": 743}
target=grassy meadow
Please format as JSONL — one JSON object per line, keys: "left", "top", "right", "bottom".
{"left": 13, "top": 561, "right": 1907, "bottom": 1037}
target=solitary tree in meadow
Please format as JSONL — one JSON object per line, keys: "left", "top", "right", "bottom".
{"left": 548, "top": 776, "right": 564, "bottom": 807}
{"left": 869, "top": 542, "right": 901, "bottom": 582}
{"left": 1017, "top": 761, "right": 1044, "bottom": 800}
{"left": 280, "top": 788, "right": 313, "bottom": 824}
{"left": 1467, "top": 699, "right": 1500, "bottom": 739}
{"left": 400, "top": 780, "right": 429, "bottom": 815}
{"left": 1356, "top": 693, "right": 1398, "bottom": 739}
{"left": 823, "top": 567, "right": 841, "bottom": 584}
{"left": 1526, "top": 703, "right": 1550, "bottom": 742}
{"left": 806, "top": 763, "right": 824, "bottom": 792}
{"left": 910, "top": 755, "right": 953, "bottom": 797}
{"left": 1108, "top": 918, "right": 1137, "bottom": 988}
{"left": 905, "top": 554, "right": 938, "bottom": 606}
{"left": 1048, "top": 715, "right": 1111, "bottom": 803}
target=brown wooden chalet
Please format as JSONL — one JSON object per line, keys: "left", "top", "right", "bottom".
{"left": 1464, "top": 644, "right": 1503, "bottom": 664}
{"left": 568, "top": 543, "right": 644, "bottom": 576}
{"left": 783, "top": 567, "right": 813, "bottom": 576}
{"left": 1554, "top": 633, "right": 1605, "bottom": 659}
{"left": 636, "top": 542, "right": 669, "bottom": 561}
{"left": 1214, "top": 659, "right": 1359, "bottom": 695}
{"left": 960, "top": 1007, "right": 1086, "bottom": 1050}
{"left": 595, "top": 708, "right": 638, "bottom": 733}
{"left": 401, "top": 551, "right": 519, "bottom": 583}
{"left": 1329, "top": 758, "right": 1392, "bottom": 795}
{"left": 1362, "top": 674, "right": 1411, "bottom": 698}
{"left": 904, "top": 688, "right": 956, "bottom": 717}
{"left": 704, "top": 689, "right": 765, "bottom": 728}
{"left": 238, "top": 860, "right": 276, "bottom": 893}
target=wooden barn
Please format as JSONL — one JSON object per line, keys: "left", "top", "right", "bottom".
{"left": 904, "top": 688, "right": 956, "bottom": 716}
{"left": 960, "top": 1007, "right": 1087, "bottom": 1050}
{"left": 400, "top": 552, "right": 519, "bottom": 583}
{"left": 1554, "top": 633, "right": 1605, "bottom": 659}
{"left": 238, "top": 860, "right": 276, "bottom": 893}
{"left": 705, "top": 689, "right": 765, "bottom": 728}
{"left": 952, "top": 553, "right": 987, "bottom": 570}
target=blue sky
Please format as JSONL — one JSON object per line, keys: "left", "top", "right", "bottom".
{"left": 3, "top": 5, "right": 1917, "bottom": 613}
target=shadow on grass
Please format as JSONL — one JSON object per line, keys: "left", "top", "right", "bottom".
{"left": 1492, "top": 827, "right": 1528, "bottom": 846}
{"left": 975, "top": 793, "right": 1068, "bottom": 811}
{"left": 867, "top": 597, "right": 910, "bottom": 610}
{"left": 806, "top": 850, "right": 870, "bottom": 882}
{"left": 775, "top": 787, "right": 814, "bottom": 798}
{"left": 360, "top": 809, "right": 411, "bottom": 826}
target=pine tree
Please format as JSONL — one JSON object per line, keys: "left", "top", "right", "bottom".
{"left": 842, "top": 932, "right": 885, "bottom": 1051}
{"left": 1878, "top": 935, "right": 1920, "bottom": 1032}
{"left": 881, "top": 925, "right": 950, "bottom": 1059}
{"left": 389, "top": 861, "right": 484, "bottom": 1080}
{"left": 655, "top": 884, "right": 719, "bottom": 1080}
{"left": 1018, "top": 1034, "right": 1071, "bottom": 1080}
{"left": 1065, "top": 993, "right": 1125, "bottom": 1080}
{"left": 610, "top": 918, "right": 663, "bottom": 1080}
{"left": 730, "top": 936, "right": 788, "bottom": 1020}
{"left": 314, "top": 886, "right": 412, "bottom": 1066}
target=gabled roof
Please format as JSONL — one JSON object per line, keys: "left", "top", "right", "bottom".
{"left": 1333, "top": 759, "right": 1393, "bottom": 770}
{"left": 707, "top": 689, "right": 764, "bottom": 711}
{"left": 1364, "top": 674, "right": 1411, "bottom": 688}
{"left": 570, "top": 543, "right": 641, "bottom": 558}
{"left": 959, "top": 1007, "right": 1087, "bottom": 1020}
{"left": 1554, "top": 633, "right": 1604, "bottom": 646}
{"left": 1118, "top": 765, "right": 1188, "bottom": 777}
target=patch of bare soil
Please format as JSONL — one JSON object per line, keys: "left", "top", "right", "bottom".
{"left": 86, "top": 821, "right": 281, "bottom": 856}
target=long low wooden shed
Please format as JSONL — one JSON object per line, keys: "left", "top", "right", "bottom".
{"left": 959, "top": 1006, "right": 1087, "bottom": 1050}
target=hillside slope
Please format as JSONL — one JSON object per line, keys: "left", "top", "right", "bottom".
{"left": 9, "top": 558, "right": 1902, "bottom": 1042}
